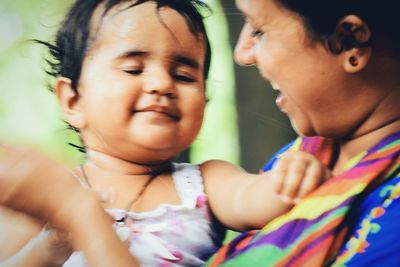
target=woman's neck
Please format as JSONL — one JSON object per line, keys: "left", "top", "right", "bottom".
{"left": 332, "top": 75, "right": 400, "bottom": 173}
{"left": 333, "top": 118, "right": 400, "bottom": 174}
{"left": 86, "top": 149, "right": 172, "bottom": 176}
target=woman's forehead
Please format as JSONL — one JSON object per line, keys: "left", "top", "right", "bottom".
{"left": 236, "top": 0, "right": 276, "bottom": 22}
{"left": 236, "top": 0, "right": 295, "bottom": 28}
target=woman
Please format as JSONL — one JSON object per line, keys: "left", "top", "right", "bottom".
{"left": 1, "top": 0, "right": 399, "bottom": 266}
{"left": 206, "top": 0, "right": 400, "bottom": 266}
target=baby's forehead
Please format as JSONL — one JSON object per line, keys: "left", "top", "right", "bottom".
{"left": 84, "top": 1, "right": 205, "bottom": 62}
{"left": 88, "top": 1, "right": 205, "bottom": 51}
{"left": 89, "top": 1, "right": 201, "bottom": 45}
{"left": 88, "top": 1, "right": 133, "bottom": 36}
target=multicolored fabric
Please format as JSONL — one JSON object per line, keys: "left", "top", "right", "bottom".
{"left": 206, "top": 131, "right": 400, "bottom": 267}
{"left": 331, "top": 172, "right": 400, "bottom": 266}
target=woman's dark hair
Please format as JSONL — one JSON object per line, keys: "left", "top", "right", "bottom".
{"left": 275, "top": 0, "right": 400, "bottom": 54}
{"left": 41, "top": 0, "right": 211, "bottom": 92}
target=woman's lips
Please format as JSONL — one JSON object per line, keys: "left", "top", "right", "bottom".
{"left": 270, "top": 81, "right": 280, "bottom": 90}
{"left": 275, "top": 91, "right": 287, "bottom": 113}
{"left": 270, "top": 81, "right": 287, "bottom": 113}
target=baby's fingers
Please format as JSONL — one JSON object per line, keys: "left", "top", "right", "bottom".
{"left": 272, "top": 157, "right": 290, "bottom": 195}
{"left": 280, "top": 160, "right": 308, "bottom": 203}
{"left": 271, "top": 168, "right": 285, "bottom": 197}
{"left": 296, "top": 161, "right": 325, "bottom": 200}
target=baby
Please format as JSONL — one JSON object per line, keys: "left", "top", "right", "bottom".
{"left": 0, "top": 0, "right": 330, "bottom": 266}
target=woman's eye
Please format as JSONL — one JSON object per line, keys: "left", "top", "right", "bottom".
{"left": 251, "top": 29, "right": 264, "bottom": 39}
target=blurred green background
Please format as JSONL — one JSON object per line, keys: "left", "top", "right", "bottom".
{"left": 0, "top": 0, "right": 295, "bottom": 170}
{"left": 0, "top": 0, "right": 79, "bottom": 162}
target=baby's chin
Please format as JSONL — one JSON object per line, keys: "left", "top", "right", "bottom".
{"left": 122, "top": 145, "right": 184, "bottom": 165}
{"left": 86, "top": 144, "right": 176, "bottom": 165}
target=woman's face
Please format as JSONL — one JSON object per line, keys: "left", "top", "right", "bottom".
{"left": 234, "top": 0, "right": 372, "bottom": 138}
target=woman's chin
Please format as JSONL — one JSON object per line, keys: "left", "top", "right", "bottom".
{"left": 289, "top": 119, "right": 317, "bottom": 137}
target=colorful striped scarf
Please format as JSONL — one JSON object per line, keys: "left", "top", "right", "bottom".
{"left": 206, "top": 131, "right": 400, "bottom": 266}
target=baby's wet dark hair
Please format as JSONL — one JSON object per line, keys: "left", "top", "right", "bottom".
{"left": 40, "top": 0, "right": 211, "bottom": 93}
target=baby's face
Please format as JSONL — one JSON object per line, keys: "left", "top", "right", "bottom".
{"left": 74, "top": 1, "right": 206, "bottom": 163}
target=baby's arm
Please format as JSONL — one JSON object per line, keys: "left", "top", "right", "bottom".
{"left": 201, "top": 151, "right": 330, "bottom": 231}
{"left": 0, "top": 146, "right": 139, "bottom": 267}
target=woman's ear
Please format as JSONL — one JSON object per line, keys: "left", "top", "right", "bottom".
{"left": 55, "top": 77, "right": 86, "bottom": 129}
{"left": 335, "top": 15, "right": 372, "bottom": 73}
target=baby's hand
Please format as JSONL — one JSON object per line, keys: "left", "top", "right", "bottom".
{"left": 271, "top": 151, "right": 332, "bottom": 204}
{"left": 38, "top": 226, "right": 73, "bottom": 266}
{"left": 0, "top": 145, "right": 97, "bottom": 229}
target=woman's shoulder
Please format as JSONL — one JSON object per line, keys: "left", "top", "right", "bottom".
{"left": 335, "top": 173, "right": 400, "bottom": 265}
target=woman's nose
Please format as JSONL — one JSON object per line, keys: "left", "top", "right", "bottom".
{"left": 143, "top": 70, "right": 176, "bottom": 98}
{"left": 234, "top": 23, "right": 256, "bottom": 66}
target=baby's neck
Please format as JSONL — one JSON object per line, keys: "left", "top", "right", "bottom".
{"left": 86, "top": 149, "right": 172, "bottom": 176}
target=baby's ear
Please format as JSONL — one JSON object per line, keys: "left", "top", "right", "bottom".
{"left": 55, "top": 77, "right": 86, "bottom": 129}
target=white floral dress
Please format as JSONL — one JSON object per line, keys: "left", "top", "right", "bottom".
{"left": 63, "top": 163, "right": 223, "bottom": 267}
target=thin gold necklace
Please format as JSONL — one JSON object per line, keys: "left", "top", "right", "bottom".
{"left": 79, "top": 164, "right": 172, "bottom": 215}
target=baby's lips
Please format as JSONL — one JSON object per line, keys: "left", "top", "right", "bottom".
{"left": 135, "top": 104, "right": 181, "bottom": 120}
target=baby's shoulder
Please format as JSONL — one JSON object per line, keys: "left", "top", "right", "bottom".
{"left": 200, "top": 159, "right": 243, "bottom": 173}
{"left": 199, "top": 160, "right": 245, "bottom": 184}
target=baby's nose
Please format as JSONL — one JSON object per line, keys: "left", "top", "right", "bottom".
{"left": 143, "top": 72, "right": 176, "bottom": 98}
